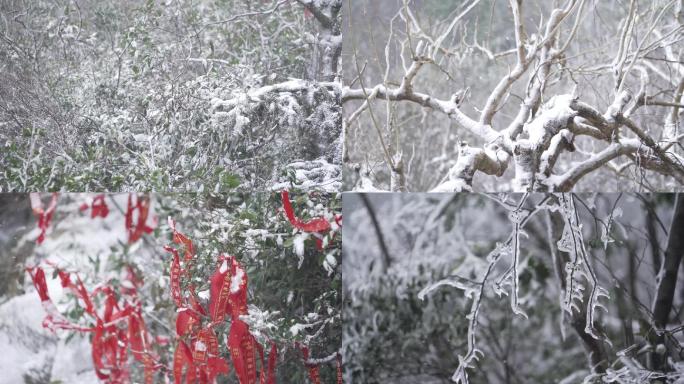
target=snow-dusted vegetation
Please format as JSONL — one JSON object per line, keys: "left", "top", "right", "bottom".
{"left": 343, "top": 0, "right": 684, "bottom": 192}
{"left": 0, "top": 192, "right": 341, "bottom": 383}
{"left": 343, "top": 193, "right": 684, "bottom": 383}
{"left": 0, "top": 0, "right": 342, "bottom": 191}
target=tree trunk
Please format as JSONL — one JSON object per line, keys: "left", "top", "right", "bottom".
{"left": 650, "top": 193, "right": 684, "bottom": 371}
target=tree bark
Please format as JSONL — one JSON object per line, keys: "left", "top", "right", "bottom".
{"left": 650, "top": 194, "right": 684, "bottom": 370}
{"left": 359, "top": 194, "right": 392, "bottom": 272}
{"left": 652, "top": 194, "right": 684, "bottom": 327}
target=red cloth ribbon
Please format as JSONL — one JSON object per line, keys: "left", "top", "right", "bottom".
{"left": 27, "top": 263, "right": 159, "bottom": 384}
{"left": 166, "top": 245, "right": 183, "bottom": 307}
{"left": 166, "top": 219, "right": 197, "bottom": 308}
{"left": 176, "top": 310, "right": 200, "bottom": 337}
{"left": 281, "top": 191, "right": 343, "bottom": 250}
{"left": 229, "top": 318, "right": 258, "bottom": 384}
{"left": 80, "top": 194, "right": 110, "bottom": 218}
{"left": 188, "top": 286, "right": 207, "bottom": 317}
{"left": 208, "top": 255, "right": 249, "bottom": 323}
{"left": 26, "top": 266, "right": 50, "bottom": 302}
{"left": 30, "top": 193, "right": 58, "bottom": 244}
{"left": 207, "top": 355, "right": 231, "bottom": 383}
{"left": 173, "top": 341, "right": 196, "bottom": 384}
{"left": 167, "top": 219, "right": 351, "bottom": 384}
{"left": 168, "top": 222, "right": 239, "bottom": 384}
{"left": 281, "top": 191, "right": 331, "bottom": 233}
{"left": 209, "top": 257, "right": 232, "bottom": 323}
{"left": 265, "top": 342, "right": 278, "bottom": 384}
{"left": 128, "top": 309, "right": 157, "bottom": 384}
{"left": 57, "top": 269, "right": 95, "bottom": 315}
{"left": 169, "top": 218, "right": 195, "bottom": 262}
{"left": 125, "top": 194, "right": 155, "bottom": 243}
{"left": 299, "top": 344, "right": 322, "bottom": 384}
{"left": 336, "top": 354, "right": 343, "bottom": 384}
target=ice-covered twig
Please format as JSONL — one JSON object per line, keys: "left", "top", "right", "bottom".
{"left": 555, "top": 193, "right": 609, "bottom": 341}
{"left": 418, "top": 194, "right": 550, "bottom": 383}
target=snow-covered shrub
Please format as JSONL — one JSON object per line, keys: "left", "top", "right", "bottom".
{"left": 0, "top": 0, "right": 342, "bottom": 191}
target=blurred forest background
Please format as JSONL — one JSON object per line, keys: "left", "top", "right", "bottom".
{"left": 343, "top": 193, "right": 684, "bottom": 383}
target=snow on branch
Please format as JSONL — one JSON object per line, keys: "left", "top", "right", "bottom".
{"left": 344, "top": 0, "right": 684, "bottom": 191}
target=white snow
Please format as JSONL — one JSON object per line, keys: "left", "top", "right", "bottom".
{"left": 194, "top": 341, "right": 207, "bottom": 352}
{"left": 197, "top": 289, "right": 210, "bottom": 300}
{"left": 230, "top": 267, "right": 245, "bottom": 294}
{"left": 289, "top": 322, "right": 315, "bottom": 337}
{"left": 0, "top": 293, "right": 58, "bottom": 384}
{"left": 323, "top": 252, "right": 337, "bottom": 276}
{"left": 293, "top": 233, "right": 308, "bottom": 268}
{"left": 219, "top": 259, "right": 228, "bottom": 274}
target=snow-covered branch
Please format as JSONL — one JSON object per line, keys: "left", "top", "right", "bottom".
{"left": 344, "top": 0, "right": 684, "bottom": 191}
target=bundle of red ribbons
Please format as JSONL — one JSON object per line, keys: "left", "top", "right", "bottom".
{"left": 167, "top": 218, "right": 343, "bottom": 384}
{"left": 26, "top": 192, "right": 343, "bottom": 383}
{"left": 26, "top": 263, "right": 160, "bottom": 383}
{"left": 31, "top": 193, "right": 156, "bottom": 245}
{"left": 166, "top": 219, "right": 276, "bottom": 384}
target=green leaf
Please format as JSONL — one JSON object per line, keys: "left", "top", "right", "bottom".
{"left": 220, "top": 172, "right": 240, "bottom": 189}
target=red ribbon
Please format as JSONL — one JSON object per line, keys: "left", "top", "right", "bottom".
{"left": 125, "top": 194, "right": 155, "bottom": 243}
{"left": 30, "top": 193, "right": 58, "bottom": 244}
{"left": 169, "top": 218, "right": 195, "bottom": 262}
{"left": 188, "top": 286, "right": 207, "bottom": 317}
{"left": 299, "top": 345, "right": 322, "bottom": 384}
{"left": 207, "top": 355, "right": 231, "bottom": 383}
{"left": 209, "top": 257, "right": 232, "bottom": 323}
{"left": 166, "top": 245, "right": 183, "bottom": 307}
{"left": 80, "top": 194, "right": 110, "bottom": 218}
{"left": 128, "top": 310, "right": 157, "bottom": 384}
{"left": 281, "top": 191, "right": 343, "bottom": 250}
{"left": 265, "top": 342, "right": 278, "bottom": 384}
{"left": 208, "top": 255, "right": 248, "bottom": 323}
{"left": 176, "top": 310, "right": 200, "bottom": 338}
{"left": 336, "top": 354, "right": 343, "bottom": 384}
{"left": 28, "top": 263, "right": 159, "bottom": 384}
{"left": 229, "top": 318, "right": 258, "bottom": 384}
{"left": 280, "top": 191, "right": 331, "bottom": 233}
{"left": 26, "top": 266, "right": 50, "bottom": 302}
{"left": 173, "top": 341, "right": 196, "bottom": 384}
{"left": 57, "top": 269, "right": 95, "bottom": 315}
{"left": 166, "top": 219, "right": 348, "bottom": 384}
{"left": 166, "top": 219, "right": 197, "bottom": 308}
{"left": 168, "top": 223, "right": 239, "bottom": 384}
{"left": 174, "top": 325, "right": 230, "bottom": 384}
{"left": 91, "top": 320, "right": 111, "bottom": 380}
